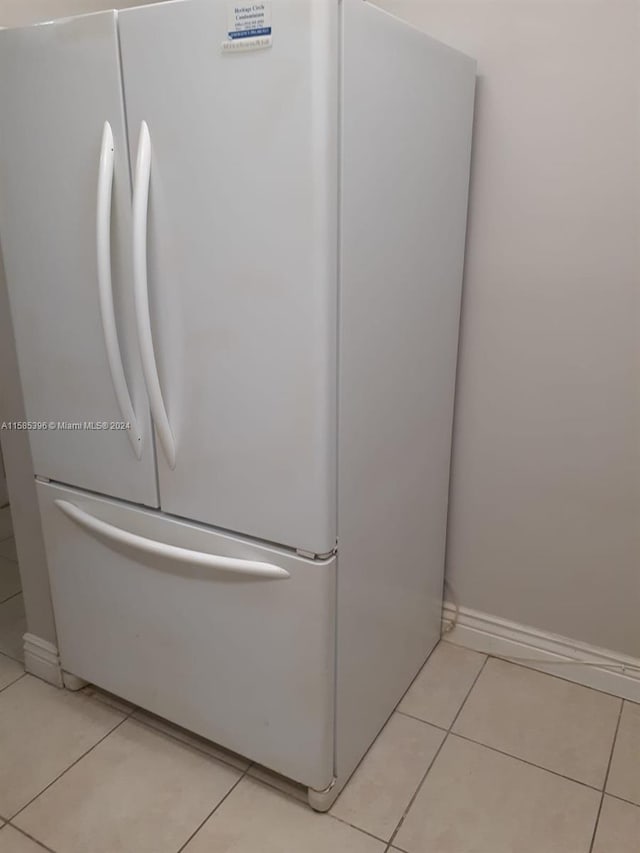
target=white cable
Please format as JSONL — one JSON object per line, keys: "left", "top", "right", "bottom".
{"left": 442, "top": 578, "right": 459, "bottom": 634}
{"left": 498, "top": 656, "right": 640, "bottom": 675}
{"left": 440, "top": 583, "right": 640, "bottom": 676}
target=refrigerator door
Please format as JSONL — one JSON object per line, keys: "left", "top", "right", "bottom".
{"left": 118, "top": 0, "right": 338, "bottom": 554}
{"left": 0, "top": 12, "right": 158, "bottom": 507}
{"left": 37, "top": 480, "right": 336, "bottom": 790}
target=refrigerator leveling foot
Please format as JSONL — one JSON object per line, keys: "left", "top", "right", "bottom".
{"left": 307, "top": 777, "right": 340, "bottom": 812}
{"left": 62, "top": 671, "right": 88, "bottom": 691}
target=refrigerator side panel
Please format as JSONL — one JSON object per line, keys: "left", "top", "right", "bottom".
{"left": 336, "top": 0, "right": 476, "bottom": 785}
{"left": 0, "top": 13, "right": 158, "bottom": 507}
{"left": 118, "top": 0, "right": 338, "bottom": 554}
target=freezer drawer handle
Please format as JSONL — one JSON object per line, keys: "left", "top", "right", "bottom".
{"left": 132, "top": 121, "right": 176, "bottom": 469}
{"left": 54, "top": 499, "right": 290, "bottom": 579}
{"left": 96, "top": 121, "right": 143, "bottom": 458}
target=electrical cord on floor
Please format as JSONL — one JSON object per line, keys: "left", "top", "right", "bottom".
{"left": 498, "top": 656, "right": 640, "bottom": 675}
{"left": 441, "top": 579, "right": 640, "bottom": 676}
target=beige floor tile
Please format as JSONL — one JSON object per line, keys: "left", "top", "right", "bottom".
{"left": 591, "top": 795, "right": 640, "bottom": 853}
{"left": 0, "top": 653, "right": 23, "bottom": 691}
{"left": 0, "top": 593, "right": 26, "bottom": 661}
{"left": 0, "top": 508, "right": 12, "bottom": 542}
{"left": 0, "top": 675, "right": 125, "bottom": 816}
{"left": 247, "top": 764, "right": 308, "bottom": 802}
{"left": 15, "top": 718, "right": 241, "bottom": 853}
{"left": 0, "top": 557, "right": 21, "bottom": 604}
{"left": 183, "top": 777, "right": 385, "bottom": 853}
{"left": 606, "top": 701, "right": 640, "bottom": 806}
{"left": 0, "top": 538, "right": 17, "bottom": 564}
{"left": 0, "top": 538, "right": 17, "bottom": 563}
{"left": 131, "top": 707, "right": 250, "bottom": 771}
{"left": 398, "top": 642, "right": 486, "bottom": 729}
{"left": 453, "top": 658, "right": 620, "bottom": 787}
{"left": 0, "top": 825, "right": 49, "bottom": 853}
{"left": 394, "top": 735, "right": 600, "bottom": 853}
{"left": 331, "top": 713, "right": 444, "bottom": 840}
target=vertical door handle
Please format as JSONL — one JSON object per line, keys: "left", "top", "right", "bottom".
{"left": 96, "top": 121, "right": 143, "bottom": 459}
{"left": 132, "top": 121, "right": 176, "bottom": 469}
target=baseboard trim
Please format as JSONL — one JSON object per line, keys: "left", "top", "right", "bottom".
{"left": 442, "top": 603, "right": 640, "bottom": 703}
{"left": 23, "top": 633, "right": 63, "bottom": 688}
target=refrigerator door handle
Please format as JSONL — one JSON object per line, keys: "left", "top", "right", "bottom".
{"left": 54, "top": 499, "right": 291, "bottom": 579}
{"left": 96, "top": 121, "right": 143, "bottom": 459}
{"left": 132, "top": 121, "right": 176, "bottom": 469}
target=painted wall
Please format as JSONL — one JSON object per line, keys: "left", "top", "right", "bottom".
{"left": 379, "top": 0, "right": 640, "bottom": 657}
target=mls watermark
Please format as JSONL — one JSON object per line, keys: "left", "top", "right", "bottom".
{"left": 0, "top": 421, "right": 131, "bottom": 431}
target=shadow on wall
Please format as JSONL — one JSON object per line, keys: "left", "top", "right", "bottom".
{"left": 0, "top": 449, "right": 7, "bottom": 507}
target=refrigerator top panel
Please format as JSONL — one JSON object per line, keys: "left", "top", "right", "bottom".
{"left": 118, "top": 0, "right": 338, "bottom": 554}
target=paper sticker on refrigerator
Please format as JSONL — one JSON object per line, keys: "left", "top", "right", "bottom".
{"left": 227, "top": 2, "right": 271, "bottom": 40}
{"left": 223, "top": 2, "right": 272, "bottom": 52}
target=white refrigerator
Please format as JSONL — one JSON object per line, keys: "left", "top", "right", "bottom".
{"left": 0, "top": 0, "right": 475, "bottom": 809}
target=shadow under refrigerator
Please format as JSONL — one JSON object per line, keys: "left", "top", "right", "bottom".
{"left": 0, "top": 0, "right": 476, "bottom": 808}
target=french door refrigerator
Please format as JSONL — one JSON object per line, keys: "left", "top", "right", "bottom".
{"left": 0, "top": 0, "right": 475, "bottom": 809}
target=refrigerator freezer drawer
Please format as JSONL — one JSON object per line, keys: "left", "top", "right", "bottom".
{"left": 37, "top": 481, "right": 336, "bottom": 790}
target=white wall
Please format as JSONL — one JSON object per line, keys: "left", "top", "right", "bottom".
{"left": 379, "top": 0, "right": 640, "bottom": 657}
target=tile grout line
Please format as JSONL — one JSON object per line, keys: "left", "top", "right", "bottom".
{"left": 449, "top": 730, "right": 606, "bottom": 795}
{"left": 0, "top": 671, "right": 26, "bottom": 694}
{"left": 587, "top": 698, "right": 625, "bottom": 853}
{"left": 604, "top": 791, "right": 640, "bottom": 811}
{"left": 383, "top": 654, "right": 491, "bottom": 852}
{"left": 0, "top": 589, "right": 22, "bottom": 607}
{"left": 4, "top": 823, "right": 59, "bottom": 853}
{"left": 395, "top": 709, "right": 448, "bottom": 732}
{"left": 328, "top": 811, "right": 390, "bottom": 844}
{"left": 7, "top": 703, "right": 136, "bottom": 824}
{"left": 175, "top": 765, "right": 252, "bottom": 853}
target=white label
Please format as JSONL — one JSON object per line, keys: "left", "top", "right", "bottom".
{"left": 227, "top": 2, "right": 272, "bottom": 41}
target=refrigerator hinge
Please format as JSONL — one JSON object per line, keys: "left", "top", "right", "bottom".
{"left": 296, "top": 546, "right": 337, "bottom": 561}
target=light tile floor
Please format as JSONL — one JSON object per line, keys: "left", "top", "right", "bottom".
{"left": 0, "top": 640, "right": 637, "bottom": 852}
{"left": 1, "top": 506, "right": 638, "bottom": 851}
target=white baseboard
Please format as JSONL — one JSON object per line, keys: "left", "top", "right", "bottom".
{"left": 23, "top": 633, "right": 63, "bottom": 688}
{"left": 442, "top": 603, "right": 640, "bottom": 703}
